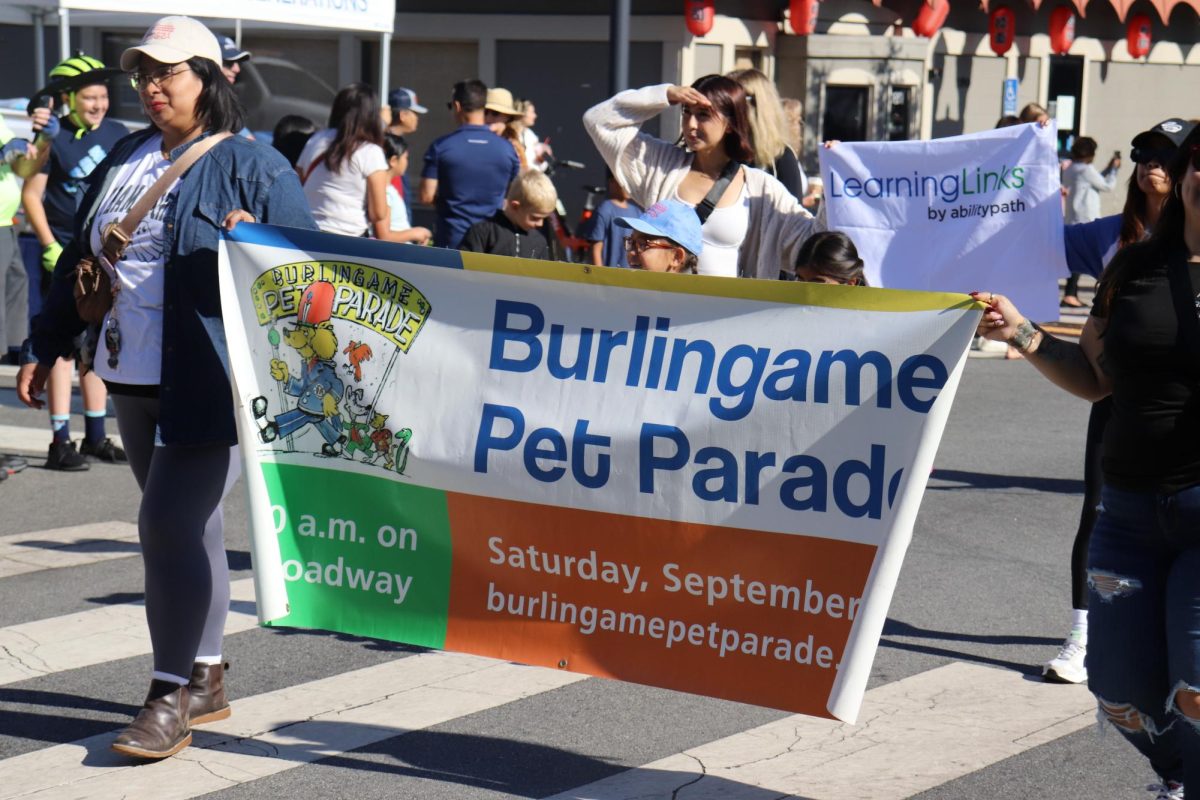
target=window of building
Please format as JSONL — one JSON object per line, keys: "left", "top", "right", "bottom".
{"left": 823, "top": 85, "right": 869, "bottom": 142}
{"left": 694, "top": 43, "right": 723, "bottom": 78}
{"left": 734, "top": 48, "right": 762, "bottom": 72}
{"left": 887, "top": 86, "right": 913, "bottom": 141}
{"left": 1047, "top": 55, "right": 1084, "bottom": 156}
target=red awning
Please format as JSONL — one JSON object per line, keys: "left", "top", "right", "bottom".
{"left": 976, "top": 0, "right": 1199, "bottom": 21}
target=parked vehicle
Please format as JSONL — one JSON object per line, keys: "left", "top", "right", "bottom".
{"left": 235, "top": 56, "right": 336, "bottom": 136}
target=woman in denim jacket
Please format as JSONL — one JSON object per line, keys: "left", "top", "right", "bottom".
{"left": 16, "top": 16, "right": 315, "bottom": 760}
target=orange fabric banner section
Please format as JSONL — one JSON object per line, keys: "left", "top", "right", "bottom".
{"left": 444, "top": 492, "right": 876, "bottom": 717}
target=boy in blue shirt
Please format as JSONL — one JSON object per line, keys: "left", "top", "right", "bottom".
{"left": 578, "top": 170, "right": 642, "bottom": 268}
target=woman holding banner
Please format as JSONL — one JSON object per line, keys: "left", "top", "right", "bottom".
{"left": 583, "top": 76, "right": 821, "bottom": 279}
{"left": 16, "top": 16, "right": 315, "bottom": 760}
{"left": 975, "top": 123, "right": 1200, "bottom": 799}
{"left": 1042, "top": 118, "right": 1193, "bottom": 688}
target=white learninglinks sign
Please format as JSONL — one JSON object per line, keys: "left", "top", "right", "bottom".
{"left": 821, "top": 124, "right": 1068, "bottom": 323}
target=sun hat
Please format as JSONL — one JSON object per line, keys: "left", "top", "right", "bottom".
{"left": 120, "top": 16, "right": 223, "bottom": 71}
{"left": 616, "top": 200, "right": 704, "bottom": 258}
{"left": 484, "top": 87, "right": 522, "bottom": 117}
{"left": 387, "top": 87, "right": 427, "bottom": 114}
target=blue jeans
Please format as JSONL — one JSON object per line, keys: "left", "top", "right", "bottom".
{"left": 1087, "top": 483, "right": 1200, "bottom": 787}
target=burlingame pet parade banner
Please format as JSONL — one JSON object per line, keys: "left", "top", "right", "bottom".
{"left": 820, "top": 123, "right": 1068, "bottom": 323}
{"left": 218, "top": 224, "right": 981, "bottom": 723}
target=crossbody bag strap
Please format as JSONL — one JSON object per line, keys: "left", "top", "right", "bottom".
{"left": 101, "top": 131, "right": 234, "bottom": 262}
{"left": 693, "top": 159, "right": 741, "bottom": 225}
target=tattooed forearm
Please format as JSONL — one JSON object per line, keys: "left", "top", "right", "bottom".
{"left": 1031, "top": 330, "right": 1085, "bottom": 366}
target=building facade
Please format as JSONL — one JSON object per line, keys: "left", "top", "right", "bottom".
{"left": 0, "top": 0, "right": 1194, "bottom": 216}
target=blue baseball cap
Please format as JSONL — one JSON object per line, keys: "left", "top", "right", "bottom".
{"left": 387, "top": 87, "right": 427, "bottom": 114}
{"left": 218, "top": 35, "right": 250, "bottom": 63}
{"left": 615, "top": 200, "right": 703, "bottom": 257}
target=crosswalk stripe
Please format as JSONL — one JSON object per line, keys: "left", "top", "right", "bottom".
{"left": 0, "top": 522, "right": 139, "bottom": 578}
{"left": 544, "top": 661, "right": 1095, "bottom": 800}
{"left": 0, "top": 651, "right": 587, "bottom": 799}
{"left": 0, "top": 579, "right": 258, "bottom": 685}
{"left": 0, "top": 424, "right": 48, "bottom": 456}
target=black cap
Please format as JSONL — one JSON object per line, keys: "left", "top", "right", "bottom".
{"left": 1132, "top": 118, "right": 1195, "bottom": 149}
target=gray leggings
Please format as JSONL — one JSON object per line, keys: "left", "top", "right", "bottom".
{"left": 112, "top": 395, "right": 239, "bottom": 679}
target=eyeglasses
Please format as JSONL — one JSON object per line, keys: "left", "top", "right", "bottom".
{"left": 1190, "top": 143, "right": 1200, "bottom": 171}
{"left": 129, "top": 64, "right": 190, "bottom": 91}
{"left": 624, "top": 236, "right": 679, "bottom": 255}
{"left": 1131, "top": 146, "right": 1176, "bottom": 167}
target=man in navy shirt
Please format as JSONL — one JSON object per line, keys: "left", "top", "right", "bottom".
{"left": 19, "top": 54, "right": 128, "bottom": 470}
{"left": 419, "top": 79, "right": 520, "bottom": 249}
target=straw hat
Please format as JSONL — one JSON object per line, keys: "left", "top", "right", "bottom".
{"left": 485, "top": 87, "right": 521, "bottom": 117}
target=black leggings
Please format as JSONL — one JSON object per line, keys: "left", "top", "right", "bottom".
{"left": 112, "top": 395, "right": 238, "bottom": 679}
{"left": 1064, "top": 272, "right": 1082, "bottom": 298}
{"left": 1072, "top": 398, "right": 1111, "bottom": 610}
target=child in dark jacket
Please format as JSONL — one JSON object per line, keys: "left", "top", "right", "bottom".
{"left": 459, "top": 170, "right": 557, "bottom": 259}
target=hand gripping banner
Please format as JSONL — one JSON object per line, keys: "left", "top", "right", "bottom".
{"left": 218, "top": 224, "right": 981, "bottom": 723}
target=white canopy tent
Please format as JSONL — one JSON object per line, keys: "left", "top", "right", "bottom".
{"left": 5, "top": 0, "right": 396, "bottom": 100}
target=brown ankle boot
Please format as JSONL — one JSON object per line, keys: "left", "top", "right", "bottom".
{"left": 111, "top": 680, "right": 192, "bottom": 759}
{"left": 188, "top": 661, "right": 231, "bottom": 725}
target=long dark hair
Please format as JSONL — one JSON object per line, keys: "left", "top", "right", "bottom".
{"left": 188, "top": 57, "right": 245, "bottom": 134}
{"left": 1118, "top": 171, "right": 1152, "bottom": 251}
{"left": 1096, "top": 126, "right": 1199, "bottom": 314}
{"left": 688, "top": 74, "right": 755, "bottom": 163}
{"left": 325, "top": 83, "right": 383, "bottom": 174}
{"left": 795, "top": 231, "right": 867, "bottom": 286}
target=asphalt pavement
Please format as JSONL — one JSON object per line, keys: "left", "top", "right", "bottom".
{"left": 0, "top": 297, "right": 1159, "bottom": 800}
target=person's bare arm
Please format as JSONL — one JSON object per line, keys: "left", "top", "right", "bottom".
{"left": 589, "top": 241, "right": 604, "bottom": 267}
{"left": 418, "top": 177, "right": 438, "bottom": 206}
{"left": 21, "top": 173, "right": 54, "bottom": 246}
{"left": 13, "top": 107, "right": 53, "bottom": 179}
{"left": 975, "top": 291, "right": 1111, "bottom": 401}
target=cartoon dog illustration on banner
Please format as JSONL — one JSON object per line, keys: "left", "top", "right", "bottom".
{"left": 247, "top": 262, "right": 431, "bottom": 474}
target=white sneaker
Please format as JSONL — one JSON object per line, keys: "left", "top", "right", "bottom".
{"left": 1043, "top": 636, "right": 1087, "bottom": 684}
{"left": 1147, "top": 781, "right": 1184, "bottom": 799}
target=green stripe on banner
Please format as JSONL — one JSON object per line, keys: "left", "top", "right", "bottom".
{"left": 261, "top": 463, "right": 452, "bottom": 648}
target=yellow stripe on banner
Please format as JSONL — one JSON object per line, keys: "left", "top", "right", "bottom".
{"left": 458, "top": 252, "right": 983, "bottom": 314}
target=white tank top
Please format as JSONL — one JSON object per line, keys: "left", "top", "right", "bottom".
{"left": 679, "top": 182, "right": 749, "bottom": 278}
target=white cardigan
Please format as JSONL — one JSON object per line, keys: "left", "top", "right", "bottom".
{"left": 583, "top": 84, "right": 823, "bottom": 279}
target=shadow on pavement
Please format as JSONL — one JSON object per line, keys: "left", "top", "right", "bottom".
{"left": 928, "top": 468, "right": 1083, "bottom": 495}
{"left": 63, "top": 725, "right": 813, "bottom": 799}
{"left": 879, "top": 619, "right": 1058, "bottom": 676}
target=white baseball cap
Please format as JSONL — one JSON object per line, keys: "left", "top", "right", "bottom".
{"left": 120, "top": 16, "right": 223, "bottom": 71}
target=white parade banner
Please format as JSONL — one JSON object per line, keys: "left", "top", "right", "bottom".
{"left": 219, "top": 224, "right": 982, "bottom": 722}
{"left": 820, "top": 124, "right": 1068, "bottom": 323}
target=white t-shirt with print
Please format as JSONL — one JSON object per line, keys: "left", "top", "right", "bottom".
{"left": 91, "top": 133, "right": 180, "bottom": 385}
{"left": 301, "top": 138, "right": 389, "bottom": 237}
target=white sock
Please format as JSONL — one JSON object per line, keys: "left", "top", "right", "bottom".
{"left": 151, "top": 670, "right": 190, "bottom": 686}
{"left": 195, "top": 655, "right": 223, "bottom": 665}
{"left": 1070, "top": 609, "right": 1088, "bottom": 643}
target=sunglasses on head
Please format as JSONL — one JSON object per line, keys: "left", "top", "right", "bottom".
{"left": 1131, "top": 146, "right": 1176, "bottom": 166}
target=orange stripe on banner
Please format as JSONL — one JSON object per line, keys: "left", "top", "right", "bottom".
{"left": 443, "top": 494, "right": 876, "bottom": 717}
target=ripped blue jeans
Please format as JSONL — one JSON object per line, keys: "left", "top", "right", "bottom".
{"left": 1087, "top": 483, "right": 1200, "bottom": 787}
